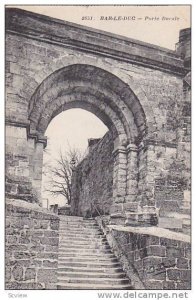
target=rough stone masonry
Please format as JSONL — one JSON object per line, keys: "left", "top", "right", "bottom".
{"left": 5, "top": 8, "right": 191, "bottom": 289}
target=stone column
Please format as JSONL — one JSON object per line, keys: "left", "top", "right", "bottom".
{"left": 123, "top": 143, "right": 140, "bottom": 224}
{"left": 110, "top": 145, "right": 127, "bottom": 224}
{"left": 28, "top": 136, "right": 36, "bottom": 183}
{"left": 33, "top": 141, "right": 45, "bottom": 204}
{"left": 27, "top": 133, "right": 47, "bottom": 205}
{"left": 125, "top": 143, "right": 138, "bottom": 202}
{"left": 145, "top": 144, "right": 156, "bottom": 207}
{"left": 125, "top": 142, "right": 158, "bottom": 226}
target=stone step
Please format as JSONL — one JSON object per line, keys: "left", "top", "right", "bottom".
{"left": 59, "top": 216, "right": 85, "bottom": 221}
{"left": 59, "top": 218, "right": 97, "bottom": 223}
{"left": 60, "top": 218, "right": 97, "bottom": 224}
{"left": 59, "top": 233, "right": 104, "bottom": 239}
{"left": 59, "top": 221, "right": 98, "bottom": 225}
{"left": 59, "top": 234, "right": 106, "bottom": 241}
{"left": 60, "top": 236, "right": 104, "bottom": 240}
{"left": 57, "top": 276, "right": 130, "bottom": 285}
{"left": 60, "top": 237, "right": 108, "bottom": 244}
{"left": 60, "top": 221, "right": 98, "bottom": 225}
{"left": 58, "top": 252, "right": 115, "bottom": 259}
{"left": 57, "top": 217, "right": 131, "bottom": 290}
{"left": 58, "top": 261, "right": 121, "bottom": 268}
{"left": 58, "top": 245, "right": 111, "bottom": 252}
{"left": 59, "top": 225, "right": 99, "bottom": 230}
{"left": 60, "top": 231, "right": 100, "bottom": 236}
{"left": 59, "top": 231, "right": 102, "bottom": 236}
{"left": 57, "top": 283, "right": 132, "bottom": 290}
{"left": 59, "top": 227, "right": 101, "bottom": 231}
{"left": 58, "top": 257, "right": 118, "bottom": 263}
{"left": 58, "top": 243, "right": 111, "bottom": 250}
{"left": 59, "top": 227, "right": 100, "bottom": 232}
{"left": 58, "top": 246, "right": 111, "bottom": 253}
{"left": 59, "top": 239, "right": 109, "bottom": 249}
{"left": 60, "top": 235, "right": 106, "bottom": 241}
{"left": 59, "top": 228, "right": 102, "bottom": 233}
{"left": 58, "top": 248, "right": 113, "bottom": 255}
{"left": 59, "top": 219, "right": 97, "bottom": 224}
{"left": 59, "top": 238, "right": 105, "bottom": 243}
{"left": 60, "top": 216, "right": 96, "bottom": 219}
{"left": 57, "top": 266, "right": 124, "bottom": 273}
{"left": 59, "top": 244, "right": 108, "bottom": 250}
{"left": 57, "top": 271, "right": 126, "bottom": 279}
{"left": 59, "top": 238, "right": 108, "bottom": 245}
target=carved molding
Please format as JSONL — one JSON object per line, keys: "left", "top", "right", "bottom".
{"left": 6, "top": 8, "right": 187, "bottom": 76}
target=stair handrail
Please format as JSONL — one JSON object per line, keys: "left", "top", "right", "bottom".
{"left": 90, "top": 202, "right": 104, "bottom": 217}
{"left": 90, "top": 202, "right": 108, "bottom": 228}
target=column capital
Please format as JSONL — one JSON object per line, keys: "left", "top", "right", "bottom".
{"left": 126, "top": 143, "right": 138, "bottom": 153}
{"left": 37, "top": 135, "right": 47, "bottom": 148}
{"left": 112, "top": 146, "right": 127, "bottom": 158}
{"left": 112, "top": 143, "right": 138, "bottom": 157}
{"left": 27, "top": 127, "right": 47, "bottom": 148}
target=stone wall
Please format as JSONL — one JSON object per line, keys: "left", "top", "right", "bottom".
{"left": 155, "top": 176, "right": 185, "bottom": 215}
{"left": 71, "top": 132, "right": 189, "bottom": 230}
{"left": 97, "top": 217, "right": 191, "bottom": 290}
{"left": 5, "top": 8, "right": 190, "bottom": 227}
{"left": 5, "top": 9, "right": 191, "bottom": 290}
{"left": 5, "top": 9, "right": 190, "bottom": 209}
{"left": 71, "top": 132, "right": 113, "bottom": 217}
{"left": 5, "top": 200, "right": 59, "bottom": 289}
{"left": 113, "top": 231, "right": 191, "bottom": 290}
{"left": 5, "top": 124, "right": 34, "bottom": 201}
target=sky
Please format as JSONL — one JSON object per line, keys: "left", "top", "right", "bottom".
{"left": 45, "top": 109, "right": 108, "bottom": 156}
{"left": 10, "top": 5, "right": 190, "bottom": 207}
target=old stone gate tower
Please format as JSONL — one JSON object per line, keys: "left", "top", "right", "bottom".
{"left": 5, "top": 8, "right": 191, "bottom": 290}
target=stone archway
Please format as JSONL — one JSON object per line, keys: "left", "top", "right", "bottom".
{"left": 5, "top": 9, "right": 191, "bottom": 290}
{"left": 27, "top": 64, "right": 149, "bottom": 223}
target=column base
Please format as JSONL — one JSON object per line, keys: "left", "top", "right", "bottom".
{"left": 125, "top": 212, "right": 158, "bottom": 227}
{"left": 127, "top": 205, "right": 158, "bottom": 226}
{"left": 109, "top": 213, "right": 126, "bottom": 225}
{"left": 109, "top": 202, "right": 159, "bottom": 226}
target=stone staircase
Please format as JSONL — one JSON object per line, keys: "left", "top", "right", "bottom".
{"left": 57, "top": 216, "right": 132, "bottom": 290}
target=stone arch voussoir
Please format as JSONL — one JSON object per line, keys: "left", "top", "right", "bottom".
{"left": 30, "top": 58, "right": 157, "bottom": 141}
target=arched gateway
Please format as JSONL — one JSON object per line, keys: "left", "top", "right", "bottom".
{"left": 5, "top": 8, "right": 190, "bottom": 227}
{"left": 5, "top": 8, "right": 191, "bottom": 290}
{"left": 27, "top": 63, "right": 153, "bottom": 223}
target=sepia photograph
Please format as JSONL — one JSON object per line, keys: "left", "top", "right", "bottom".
{"left": 5, "top": 4, "right": 191, "bottom": 293}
